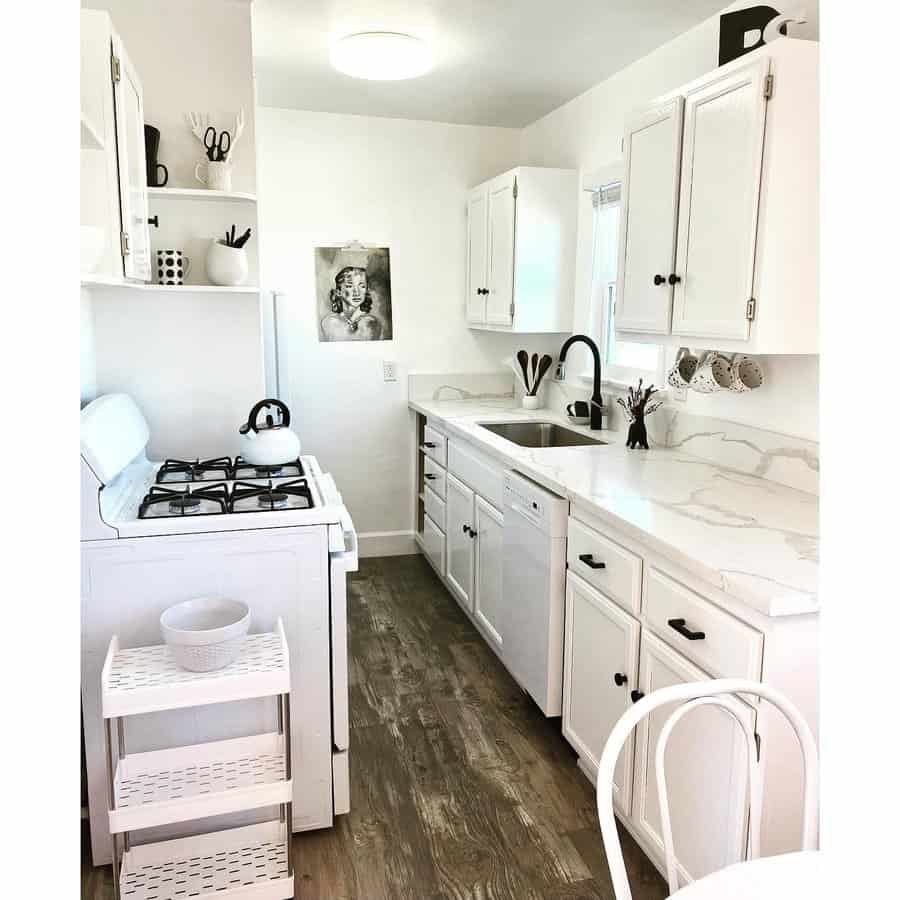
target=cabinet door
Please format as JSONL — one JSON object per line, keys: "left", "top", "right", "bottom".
{"left": 445, "top": 473, "right": 475, "bottom": 611}
{"left": 562, "top": 573, "right": 640, "bottom": 813}
{"left": 616, "top": 99, "right": 684, "bottom": 334}
{"left": 671, "top": 58, "right": 769, "bottom": 341}
{"left": 112, "top": 34, "right": 151, "bottom": 281}
{"left": 473, "top": 497, "right": 504, "bottom": 650}
{"left": 486, "top": 174, "right": 516, "bottom": 325}
{"left": 466, "top": 186, "right": 489, "bottom": 324}
{"left": 632, "top": 631, "right": 754, "bottom": 885}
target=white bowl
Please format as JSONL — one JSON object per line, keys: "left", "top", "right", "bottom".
{"left": 160, "top": 597, "right": 251, "bottom": 672}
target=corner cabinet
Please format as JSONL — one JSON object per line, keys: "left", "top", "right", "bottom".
{"left": 81, "top": 10, "right": 151, "bottom": 282}
{"left": 466, "top": 167, "right": 577, "bottom": 333}
{"left": 616, "top": 38, "right": 818, "bottom": 353}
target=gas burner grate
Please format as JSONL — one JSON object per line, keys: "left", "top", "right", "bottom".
{"left": 230, "top": 479, "right": 313, "bottom": 513}
{"left": 233, "top": 456, "right": 305, "bottom": 480}
{"left": 156, "top": 456, "right": 235, "bottom": 484}
{"left": 138, "top": 484, "right": 229, "bottom": 519}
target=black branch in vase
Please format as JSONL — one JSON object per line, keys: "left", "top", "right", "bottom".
{"left": 617, "top": 379, "right": 663, "bottom": 450}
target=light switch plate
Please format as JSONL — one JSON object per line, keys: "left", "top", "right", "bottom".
{"left": 382, "top": 360, "right": 398, "bottom": 383}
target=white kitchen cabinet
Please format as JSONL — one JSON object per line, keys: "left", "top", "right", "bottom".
{"left": 81, "top": 10, "right": 151, "bottom": 283}
{"left": 631, "top": 631, "right": 754, "bottom": 886}
{"left": 615, "top": 39, "right": 818, "bottom": 354}
{"left": 466, "top": 185, "right": 489, "bottom": 323}
{"left": 445, "top": 473, "right": 476, "bottom": 612}
{"left": 422, "top": 514, "right": 446, "bottom": 577}
{"left": 562, "top": 572, "right": 640, "bottom": 813}
{"left": 466, "top": 166, "right": 577, "bottom": 333}
{"left": 616, "top": 98, "right": 683, "bottom": 335}
{"left": 473, "top": 497, "right": 504, "bottom": 650}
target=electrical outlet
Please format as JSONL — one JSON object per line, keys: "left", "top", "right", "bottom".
{"left": 382, "top": 360, "right": 398, "bottom": 383}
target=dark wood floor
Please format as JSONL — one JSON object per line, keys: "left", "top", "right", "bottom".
{"left": 82, "top": 554, "right": 666, "bottom": 899}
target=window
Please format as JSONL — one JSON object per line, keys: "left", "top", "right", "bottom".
{"left": 586, "top": 180, "right": 663, "bottom": 386}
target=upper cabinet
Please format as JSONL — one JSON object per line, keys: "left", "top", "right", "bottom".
{"left": 81, "top": 10, "right": 151, "bottom": 283}
{"left": 616, "top": 39, "right": 818, "bottom": 354}
{"left": 466, "top": 167, "right": 577, "bottom": 333}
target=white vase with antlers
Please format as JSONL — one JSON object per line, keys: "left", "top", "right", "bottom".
{"left": 187, "top": 108, "right": 245, "bottom": 192}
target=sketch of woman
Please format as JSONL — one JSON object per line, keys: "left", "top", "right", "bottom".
{"left": 320, "top": 266, "right": 383, "bottom": 342}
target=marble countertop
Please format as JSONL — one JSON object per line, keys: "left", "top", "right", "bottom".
{"left": 410, "top": 398, "right": 819, "bottom": 618}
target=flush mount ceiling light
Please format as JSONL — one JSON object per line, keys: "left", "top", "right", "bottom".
{"left": 330, "top": 32, "right": 433, "bottom": 81}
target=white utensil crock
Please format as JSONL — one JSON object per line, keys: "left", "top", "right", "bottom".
{"left": 195, "top": 159, "right": 233, "bottom": 192}
{"left": 522, "top": 395, "right": 542, "bottom": 410}
{"left": 206, "top": 240, "right": 248, "bottom": 286}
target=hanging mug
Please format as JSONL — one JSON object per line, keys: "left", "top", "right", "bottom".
{"left": 691, "top": 351, "right": 732, "bottom": 393}
{"left": 667, "top": 348, "right": 700, "bottom": 390}
{"left": 156, "top": 249, "right": 191, "bottom": 285}
{"left": 195, "top": 159, "right": 233, "bottom": 192}
{"left": 728, "top": 354, "right": 764, "bottom": 392}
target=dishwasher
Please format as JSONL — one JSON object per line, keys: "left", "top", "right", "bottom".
{"left": 500, "top": 470, "right": 569, "bottom": 717}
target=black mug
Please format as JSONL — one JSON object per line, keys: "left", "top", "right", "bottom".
{"left": 144, "top": 124, "right": 169, "bottom": 187}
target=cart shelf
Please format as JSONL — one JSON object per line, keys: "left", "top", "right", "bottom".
{"left": 101, "top": 620, "right": 290, "bottom": 717}
{"left": 108, "top": 732, "right": 291, "bottom": 833}
{"left": 119, "top": 821, "right": 293, "bottom": 900}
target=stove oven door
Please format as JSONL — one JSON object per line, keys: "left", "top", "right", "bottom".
{"left": 81, "top": 525, "right": 334, "bottom": 866}
{"left": 329, "top": 511, "right": 358, "bottom": 815}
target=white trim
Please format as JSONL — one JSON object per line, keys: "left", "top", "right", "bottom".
{"left": 357, "top": 529, "right": 417, "bottom": 558}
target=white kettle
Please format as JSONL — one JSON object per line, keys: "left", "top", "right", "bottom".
{"left": 238, "top": 399, "right": 301, "bottom": 466}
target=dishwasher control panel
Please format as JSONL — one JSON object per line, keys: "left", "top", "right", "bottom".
{"left": 503, "top": 470, "right": 568, "bottom": 537}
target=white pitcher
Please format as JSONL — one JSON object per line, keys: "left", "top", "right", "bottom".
{"left": 195, "top": 159, "right": 233, "bottom": 192}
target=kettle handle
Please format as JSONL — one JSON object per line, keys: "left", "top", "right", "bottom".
{"left": 239, "top": 398, "right": 291, "bottom": 434}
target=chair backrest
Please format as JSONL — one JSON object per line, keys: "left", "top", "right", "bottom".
{"left": 595, "top": 678, "right": 818, "bottom": 899}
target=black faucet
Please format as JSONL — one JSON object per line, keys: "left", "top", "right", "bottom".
{"left": 559, "top": 334, "right": 603, "bottom": 430}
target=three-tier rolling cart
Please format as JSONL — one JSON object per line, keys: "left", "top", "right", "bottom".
{"left": 100, "top": 619, "right": 295, "bottom": 899}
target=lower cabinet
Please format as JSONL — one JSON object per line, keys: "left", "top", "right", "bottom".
{"left": 473, "top": 496, "right": 504, "bottom": 650}
{"left": 631, "top": 631, "right": 754, "bottom": 885}
{"left": 445, "top": 473, "right": 476, "bottom": 612}
{"left": 562, "top": 572, "right": 640, "bottom": 812}
{"left": 422, "top": 514, "right": 445, "bottom": 577}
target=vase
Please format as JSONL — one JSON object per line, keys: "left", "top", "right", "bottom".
{"left": 626, "top": 417, "right": 649, "bottom": 450}
{"left": 205, "top": 240, "right": 248, "bottom": 286}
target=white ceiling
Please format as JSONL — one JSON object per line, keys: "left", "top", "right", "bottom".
{"left": 253, "top": 0, "right": 729, "bottom": 128}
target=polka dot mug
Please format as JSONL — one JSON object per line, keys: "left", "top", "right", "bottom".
{"left": 156, "top": 249, "right": 192, "bottom": 285}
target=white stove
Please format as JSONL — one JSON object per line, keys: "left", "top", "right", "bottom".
{"left": 80, "top": 394, "right": 357, "bottom": 867}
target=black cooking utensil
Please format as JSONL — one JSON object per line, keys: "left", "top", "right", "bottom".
{"left": 532, "top": 354, "right": 553, "bottom": 394}
{"left": 516, "top": 350, "right": 531, "bottom": 393}
{"left": 531, "top": 353, "right": 539, "bottom": 390}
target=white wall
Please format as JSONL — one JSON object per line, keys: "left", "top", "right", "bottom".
{"left": 83, "top": 0, "right": 265, "bottom": 455}
{"left": 520, "top": 0, "right": 819, "bottom": 440}
{"left": 256, "top": 108, "right": 558, "bottom": 545}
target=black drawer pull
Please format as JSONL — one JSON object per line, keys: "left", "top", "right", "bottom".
{"left": 614, "top": 672, "right": 627, "bottom": 686}
{"left": 424, "top": 473, "right": 437, "bottom": 480}
{"left": 668, "top": 618, "right": 706, "bottom": 641}
{"left": 462, "top": 524, "right": 470, "bottom": 535}
{"left": 424, "top": 441, "right": 437, "bottom": 448}
{"left": 578, "top": 553, "right": 606, "bottom": 570}
{"left": 631, "top": 690, "right": 645, "bottom": 703}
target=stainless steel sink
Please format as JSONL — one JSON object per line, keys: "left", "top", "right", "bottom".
{"left": 479, "top": 421, "right": 606, "bottom": 448}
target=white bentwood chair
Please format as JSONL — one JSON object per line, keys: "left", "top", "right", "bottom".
{"left": 595, "top": 679, "right": 819, "bottom": 899}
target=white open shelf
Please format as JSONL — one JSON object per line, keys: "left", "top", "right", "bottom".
{"left": 102, "top": 621, "right": 290, "bottom": 718}
{"left": 148, "top": 187, "right": 257, "bottom": 203}
{"left": 80, "top": 277, "right": 260, "bottom": 294}
{"left": 120, "top": 821, "right": 293, "bottom": 900}
{"left": 109, "top": 732, "right": 291, "bottom": 833}
{"left": 81, "top": 112, "right": 104, "bottom": 150}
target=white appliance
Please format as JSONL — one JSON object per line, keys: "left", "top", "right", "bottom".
{"left": 80, "top": 394, "right": 357, "bottom": 866}
{"left": 500, "top": 470, "right": 568, "bottom": 716}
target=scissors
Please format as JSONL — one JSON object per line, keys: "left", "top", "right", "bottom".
{"left": 203, "top": 126, "right": 231, "bottom": 162}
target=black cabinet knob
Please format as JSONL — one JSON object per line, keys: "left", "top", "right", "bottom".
{"left": 469, "top": 529, "right": 478, "bottom": 539}
{"left": 578, "top": 553, "right": 606, "bottom": 570}
{"left": 462, "top": 525, "right": 470, "bottom": 535}
{"left": 668, "top": 273, "right": 682, "bottom": 285}
{"left": 614, "top": 673, "right": 628, "bottom": 686}
{"left": 653, "top": 274, "right": 666, "bottom": 286}
{"left": 631, "top": 690, "right": 645, "bottom": 703}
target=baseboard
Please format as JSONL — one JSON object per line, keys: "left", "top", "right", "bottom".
{"left": 357, "top": 530, "right": 418, "bottom": 558}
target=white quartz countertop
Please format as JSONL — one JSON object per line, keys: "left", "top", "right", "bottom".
{"left": 410, "top": 398, "right": 818, "bottom": 618}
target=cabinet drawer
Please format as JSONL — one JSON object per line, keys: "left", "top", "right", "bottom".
{"left": 422, "top": 514, "right": 445, "bottom": 577}
{"left": 447, "top": 439, "right": 503, "bottom": 509}
{"left": 423, "top": 456, "right": 446, "bottom": 498}
{"left": 422, "top": 424, "right": 447, "bottom": 467}
{"left": 567, "top": 517, "right": 642, "bottom": 615}
{"left": 423, "top": 485, "right": 445, "bottom": 531}
{"left": 644, "top": 568, "right": 763, "bottom": 681}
